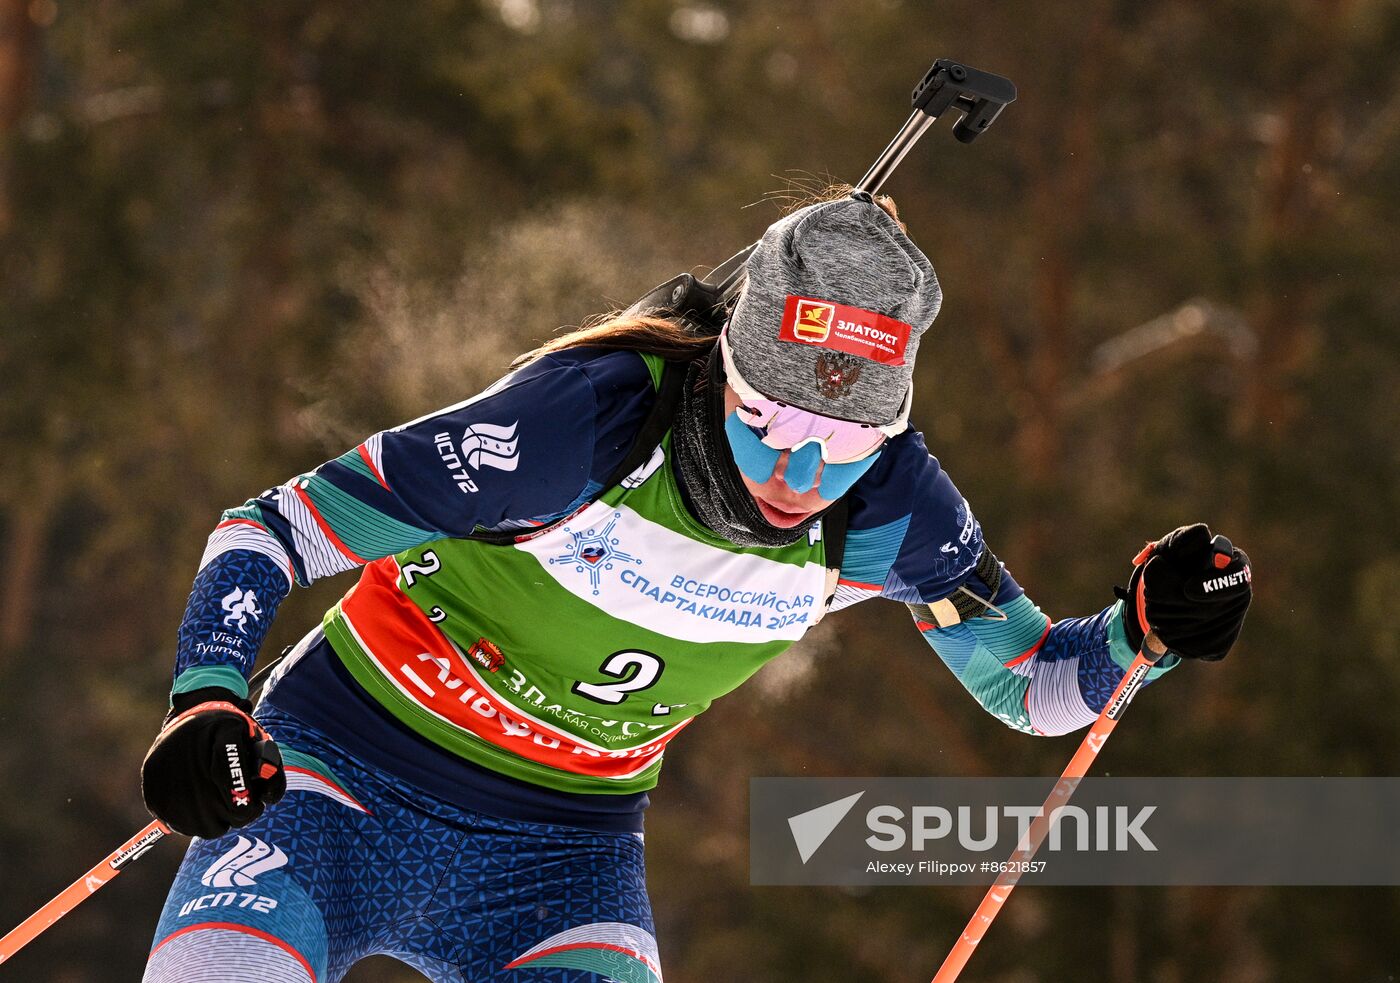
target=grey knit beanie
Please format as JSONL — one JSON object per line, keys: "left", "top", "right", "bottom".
{"left": 726, "top": 192, "right": 941, "bottom": 426}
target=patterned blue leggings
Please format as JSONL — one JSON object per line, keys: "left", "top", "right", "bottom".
{"left": 141, "top": 708, "right": 660, "bottom": 983}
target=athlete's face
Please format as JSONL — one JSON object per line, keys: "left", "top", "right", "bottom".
{"left": 722, "top": 383, "right": 829, "bottom": 528}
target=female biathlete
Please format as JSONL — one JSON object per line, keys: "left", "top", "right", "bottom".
{"left": 139, "top": 192, "right": 1252, "bottom": 982}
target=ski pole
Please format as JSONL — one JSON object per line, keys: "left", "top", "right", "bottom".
{"left": 0, "top": 652, "right": 287, "bottom": 967}
{"left": 0, "top": 819, "right": 171, "bottom": 966}
{"left": 930, "top": 633, "right": 1168, "bottom": 983}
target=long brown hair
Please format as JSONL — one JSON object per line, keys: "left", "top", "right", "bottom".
{"left": 511, "top": 185, "right": 905, "bottom": 369}
{"left": 511, "top": 313, "right": 715, "bottom": 369}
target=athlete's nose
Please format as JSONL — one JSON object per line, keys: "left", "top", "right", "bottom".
{"left": 769, "top": 450, "right": 824, "bottom": 497}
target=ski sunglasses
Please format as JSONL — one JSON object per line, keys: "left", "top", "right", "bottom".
{"left": 718, "top": 328, "right": 911, "bottom": 499}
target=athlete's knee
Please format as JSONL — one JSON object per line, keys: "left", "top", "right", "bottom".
{"left": 143, "top": 923, "right": 317, "bottom": 983}
{"left": 500, "top": 921, "right": 663, "bottom": 983}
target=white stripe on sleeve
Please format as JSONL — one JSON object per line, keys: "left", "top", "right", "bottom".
{"left": 198, "top": 523, "right": 294, "bottom": 591}
{"left": 1025, "top": 655, "right": 1098, "bottom": 737}
{"left": 363, "top": 432, "right": 386, "bottom": 486}
{"left": 272, "top": 485, "right": 361, "bottom": 581}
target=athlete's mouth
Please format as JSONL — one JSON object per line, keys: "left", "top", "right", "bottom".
{"left": 752, "top": 496, "right": 814, "bottom": 528}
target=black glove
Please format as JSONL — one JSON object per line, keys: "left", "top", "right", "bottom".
{"left": 141, "top": 686, "right": 287, "bottom": 838}
{"left": 1116, "top": 523, "right": 1252, "bottom": 661}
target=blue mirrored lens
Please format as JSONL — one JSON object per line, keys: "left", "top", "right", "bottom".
{"left": 817, "top": 451, "right": 880, "bottom": 499}
{"left": 725, "top": 411, "right": 780, "bottom": 483}
{"left": 783, "top": 443, "right": 822, "bottom": 494}
{"left": 725, "top": 411, "right": 882, "bottom": 500}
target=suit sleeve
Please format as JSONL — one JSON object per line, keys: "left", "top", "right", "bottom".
{"left": 839, "top": 428, "right": 1178, "bottom": 736}
{"left": 170, "top": 350, "right": 655, "bottom": 699}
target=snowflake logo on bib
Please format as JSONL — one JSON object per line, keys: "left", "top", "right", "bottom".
{"left": 548, "top": 512, "right": 642, "bottom": 594}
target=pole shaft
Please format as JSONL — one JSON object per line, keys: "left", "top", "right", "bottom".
{"left": 0, "top": 819, "right": 171, "bottom": 965}
{"left": 930, "top": 637, "right": 1163, "bottom": 983}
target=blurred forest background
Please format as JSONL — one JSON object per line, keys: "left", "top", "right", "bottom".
{"left": 2, "top": 0, "right": 1399, "bottom": 980}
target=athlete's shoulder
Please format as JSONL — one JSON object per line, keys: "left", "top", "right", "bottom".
{"left": 462, "top": 347, "right": 655, "bottom": 435}
{"left": 519, "top": 347, "right": 657, "bottom": 396}
{"left": 847, "top": 425, "right": 966, "bottom": 526}
{"left": 365, "top": 349, "right": 659, "bottom": 536}
{"left": 837, "top": 425, "right": 983, "bottom": 603}
{"left": 525, "top": 348, "right": 660, "bottom": 478}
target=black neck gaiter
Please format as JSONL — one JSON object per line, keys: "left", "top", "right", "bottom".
{"left": 671, "top": 349, "right": 825, "bottom": 548}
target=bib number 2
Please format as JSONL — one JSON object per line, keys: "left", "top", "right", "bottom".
{"left": 572, "top": 650, "right": 665, "bottom": 706}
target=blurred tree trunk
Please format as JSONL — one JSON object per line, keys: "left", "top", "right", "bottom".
{"left": 0, "top": 458, "right": 61, "bottom": 656}
{"left": 0, "top": 0, "right": 36, "bottom": 235}
{"left": 981, "top": 5, "right": 1112, "bottom": 578}
{"left": 1110, "top": 886, "right": 1138, "bottom": 982}
{"left": 0, "top": 0, "right": 46, "bottom": 660}
{"left": 241, "top": 8, "right": 307, "bottom": 436}
{"left": 1235, "top": 0, "right": 1353, "bottom": 440}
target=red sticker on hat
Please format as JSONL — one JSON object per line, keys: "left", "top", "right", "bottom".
{"left": 777, "top": 296, "right": 911, "bottom": 366}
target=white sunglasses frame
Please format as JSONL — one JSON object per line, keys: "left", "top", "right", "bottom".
{"left": 717, "top": 328, "right": 912, "bottom": 457}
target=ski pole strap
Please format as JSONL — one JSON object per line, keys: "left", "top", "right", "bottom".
{"left": 0, "top": 819, "right": 171, "bottom": 966}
